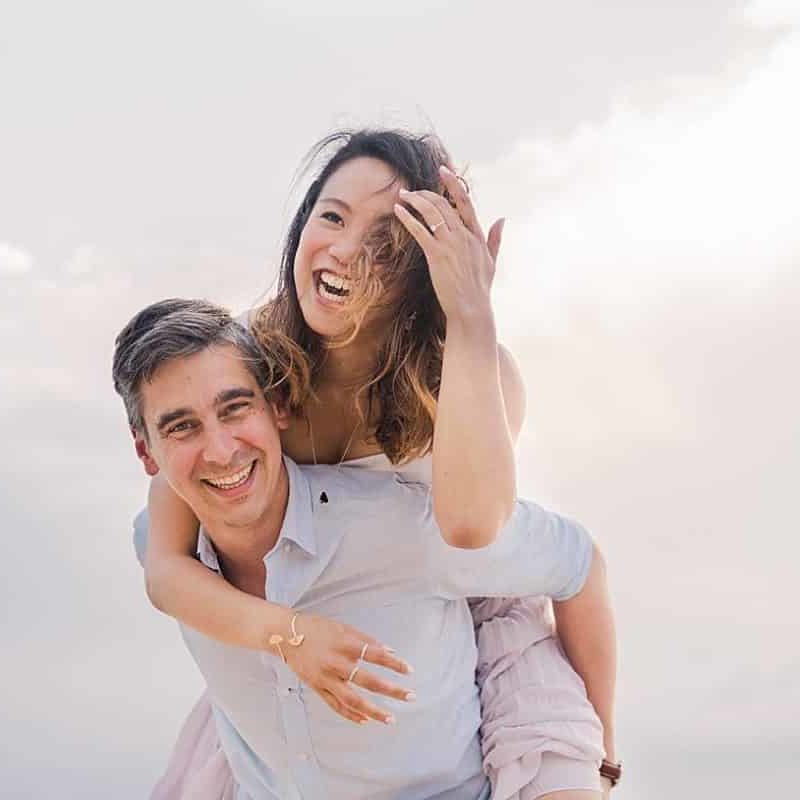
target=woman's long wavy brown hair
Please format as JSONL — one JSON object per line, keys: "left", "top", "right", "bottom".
{"left": 252, "top": 129, "right": 457, "bottom": 464}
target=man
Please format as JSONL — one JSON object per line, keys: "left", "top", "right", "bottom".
{"left": 113, "top": 299, "right": 612, "bottom": 799}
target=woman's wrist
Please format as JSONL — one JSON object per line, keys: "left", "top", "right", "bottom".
{"left": 602, "top": 726, "right": 617, "bottom": 763}
{"left": 444, "top": 309, "right": 498, "bottom": 357}
{"left": 256, "top": 602, "right": 294, "bottom": 651}
{"left": 444, "top": 301, "right": 495, "bottom": 334}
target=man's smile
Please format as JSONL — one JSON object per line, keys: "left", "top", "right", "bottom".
{"left": 201, "top": 459, "right": 258, "bottom": 497}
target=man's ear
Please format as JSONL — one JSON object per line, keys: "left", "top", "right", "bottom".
{"left": 270, "top": 401, "right": 292, "bottom": 431}
{"left": 132, "top": 429, "right": 159, "bottom": 477}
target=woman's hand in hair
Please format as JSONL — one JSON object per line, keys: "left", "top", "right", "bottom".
{"left": 393, "top": 164, "right": 504, "bottom": 324}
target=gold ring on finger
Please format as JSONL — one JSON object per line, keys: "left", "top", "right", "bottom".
{"left": 347, "top": 664, "right": 360, "bottom": 684}
{"left": 430, "top": 220, "right": 446, "bottom": 234}
{"left": 359, "top": 643, "right": 369, "bottom": 660}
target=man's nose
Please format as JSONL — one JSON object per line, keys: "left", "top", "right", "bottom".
{"left": 202, "top": 423, "right": 238, "bottom": 467}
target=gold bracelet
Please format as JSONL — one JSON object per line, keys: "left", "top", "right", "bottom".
{"left": 268, "top": 634, "right": 286, "bottom": 663}
{"left": 288, "top": 612, "right": 305, "bottom": 647}
{"left": 268, "top": 613, "right": 304, "bottom": 663}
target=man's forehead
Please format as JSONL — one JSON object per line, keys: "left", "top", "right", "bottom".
{"left": 142, "top": 346, "right": 260, "bottom": 419}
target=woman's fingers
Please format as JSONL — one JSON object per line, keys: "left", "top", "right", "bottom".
{"left": 397, "top": 189, "right": 456, "bottom": 236}
{"left": 319, "top": 688, "right": 369, "bottom": 725}
{"left": 394, "top": 202, "right": 438, "bottom": 250}
{"left": 439, "top": 165, "right": 481, "bottom": 236}
{"left": 351, "top": 668, "right": 416, "bottom": 703}
{"left": 359, "top": 643, "right": 414, "bottom": 675}
{"left": 332, "top": 652, "right": 413, "bottom": 700}
{"left": 486, "top": 218, "right": 505, "bottom": 265}
{"left": 335, "top": 684, "right": 396, "bottom": 725}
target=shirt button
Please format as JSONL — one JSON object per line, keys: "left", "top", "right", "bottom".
{"left": 281, "top": 687, "right": 292, "bottom": 697}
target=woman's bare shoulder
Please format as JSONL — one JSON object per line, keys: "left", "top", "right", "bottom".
{"left": 498, "top": 343, "right": 527, "bottom": 441}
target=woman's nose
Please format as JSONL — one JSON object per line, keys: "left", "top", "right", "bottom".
{"left": 328, "top": 234, "right": 361, "bottom": 269}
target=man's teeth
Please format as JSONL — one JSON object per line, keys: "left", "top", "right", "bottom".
{"left": 205, "top": 463, "right": 253, "bottom": 490}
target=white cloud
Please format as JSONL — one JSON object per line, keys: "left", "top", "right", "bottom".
{"left": 463, "top": 25, "right": 800, "bottom": 777}
{"left": 472, "top": 16, "right": 800, "bottom": 338}
{"left": 63, "top": 243, "right": 100, "bottom": 276}
{"left": 0, "top": 242, "right": 34, "bottom": 274}
{"left": 741, "top": 0, "right": 800, "bottom": 27}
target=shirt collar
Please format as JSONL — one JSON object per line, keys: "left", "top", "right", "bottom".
{"left": 195, "top": 454, "right": 317, "bottom": 571}
{"left": 196, "top": 527, "right": 221, "bottom": 572}
{"left": 276, "top": 455, "right": 317, "bottom": 557}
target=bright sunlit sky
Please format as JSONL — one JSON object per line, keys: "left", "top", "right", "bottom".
{"left": 1, "top": 2, "right": 798, "bottom": 798}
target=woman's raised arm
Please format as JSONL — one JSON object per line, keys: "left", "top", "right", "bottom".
{"left": 395, "top": 165, "right": 521, "bottom": 548}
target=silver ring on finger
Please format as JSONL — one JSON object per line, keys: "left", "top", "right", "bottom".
{"left": 347, "top": 663, "right": 360, "bottom": 684}
{"left": 429, "top": 219, "right": 446, "bottom": 234}
{"left": 359, "top": 643, "right": 369, "bottom": 660}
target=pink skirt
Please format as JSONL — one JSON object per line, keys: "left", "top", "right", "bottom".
{"left": 151, "top": 691, "right": 236, "bottom": 800}
{"left": 151, "top": 598, "right": 604, "bottom": 800}
{"left": 471, "top": 597, "right": 604, "bottom": 798}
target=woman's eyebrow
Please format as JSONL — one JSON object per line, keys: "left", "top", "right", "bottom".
{"left": 317, "top": 196, "right": 351, "bottom": 212}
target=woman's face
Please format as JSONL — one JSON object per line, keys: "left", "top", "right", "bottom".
{"left": 293, "top": 156, "right": 406, "bottom": 338}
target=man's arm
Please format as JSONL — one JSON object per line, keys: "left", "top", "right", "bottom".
{"left": 435, "top": 500, "right": 594, "bottom": 602}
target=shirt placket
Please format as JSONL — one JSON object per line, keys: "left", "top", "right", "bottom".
{"left": 264, "top": 543, "right": 326, "bottom": 799}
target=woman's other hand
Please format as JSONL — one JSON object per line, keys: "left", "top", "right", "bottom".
{"left": 276, "top": 613, "right": 416, "bottom": 726}
{"left": 393, "top": 164, "right": 504, "bottom": 323}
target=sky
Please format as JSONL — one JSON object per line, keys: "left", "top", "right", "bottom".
{"left": 1, "top": 1, "right": 798, "bottom": 797}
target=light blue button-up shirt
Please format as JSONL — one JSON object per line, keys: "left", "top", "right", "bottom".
{"left": 136, "top": 458, "right": 592, "bottom": 799}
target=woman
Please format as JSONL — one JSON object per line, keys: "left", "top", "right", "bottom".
{"left": 142, "top": 129, "right": 616, "bottom": 798}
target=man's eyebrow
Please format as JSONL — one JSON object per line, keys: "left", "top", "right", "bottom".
{"left": 155, "top": 389, "right": 255, "bottom": 433}
{"left": 214, "top": 387, "right": 256, "bottom": 405}
{"left": 317, "top": 196, "right": 351, "bottom": 213}
{"left": 156, "top": 408, "right": 194, "bottom": 433}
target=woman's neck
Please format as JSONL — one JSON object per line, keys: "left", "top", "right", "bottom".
{"left": 316, "top": 332, "right": 381, "bottom": 391}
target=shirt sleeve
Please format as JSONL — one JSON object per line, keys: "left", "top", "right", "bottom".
{"left": 434, "top": 499, "right": 594, "bottom": 602}
{"left": 132, "top": 507, "right": 149, "bottom": 568}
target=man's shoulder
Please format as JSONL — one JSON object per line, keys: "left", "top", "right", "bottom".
{"left": 299, "top": 463, "right": 430, "bottom": 505}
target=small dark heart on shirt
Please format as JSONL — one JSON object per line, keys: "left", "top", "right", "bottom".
{"left": 320, "top": 491, "right": 329, "bottom": 504}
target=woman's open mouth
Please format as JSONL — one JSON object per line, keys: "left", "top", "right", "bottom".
{"left": 315, "top": 270, "right": 352, "bottom": 304}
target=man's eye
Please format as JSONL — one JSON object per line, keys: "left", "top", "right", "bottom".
{"left": 168, "top": 421, "right": 195, "bottom": 436}
{"left": 320, "top": 211, "right": 344, "bottom": 226}
{"left": 222, "top": 402, "right": 250, "bottom": 417}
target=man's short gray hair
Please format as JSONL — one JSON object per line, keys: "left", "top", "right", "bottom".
{"left": 112, "top": 298, "right": 271, "bottom": 439}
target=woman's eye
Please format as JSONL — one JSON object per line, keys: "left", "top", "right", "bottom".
{"left": 320, "top": 211, "right": 344, "bottom": 226}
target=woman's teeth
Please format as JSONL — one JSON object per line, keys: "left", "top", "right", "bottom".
{"left": 205, "top": 462, "right": 254, "bottom": 490}
{"left": 318, "top": 270, "right": 352, "bottom": 303}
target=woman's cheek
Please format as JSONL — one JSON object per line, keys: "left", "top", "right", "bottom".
{"left": 293, "top": 237, "right": 313, "bottom": 297}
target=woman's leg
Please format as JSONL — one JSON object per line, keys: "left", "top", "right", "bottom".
{"left": 513, "top": 749, "right": 604, "bottom": 799}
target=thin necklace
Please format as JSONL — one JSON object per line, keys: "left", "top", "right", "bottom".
{"left": 308, "top": 417, "right": 361, "bottom": 468}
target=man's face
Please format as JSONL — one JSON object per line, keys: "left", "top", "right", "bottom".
{"left": 136, "top": 344, "right": 288, "bottom": 532}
